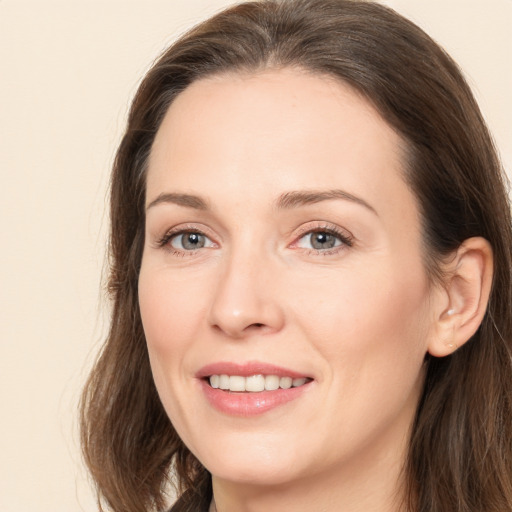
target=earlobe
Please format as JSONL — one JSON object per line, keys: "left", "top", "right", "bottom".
{"left": 427, "top": 237, "right": 493, "bottom": 358}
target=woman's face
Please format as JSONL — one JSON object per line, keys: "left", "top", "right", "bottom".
{"left": 139, "top": 69, "right": 440, "bottom": 487}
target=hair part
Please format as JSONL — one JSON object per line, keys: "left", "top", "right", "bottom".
{"left": 80, "top": 1, "right": 512, "bottom": 511}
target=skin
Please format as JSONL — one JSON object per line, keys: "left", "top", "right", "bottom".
{"left": 138, "top": 69, "right": 484, "bottom": 512}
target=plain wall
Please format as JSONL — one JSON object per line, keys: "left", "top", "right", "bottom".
{"left": 0, "top": 1, "right": 510, "bottom": 511}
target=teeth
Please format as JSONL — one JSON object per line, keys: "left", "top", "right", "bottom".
{"left": 265, "top": 375, "right": 280, "bottom": 390}
{"left": 219, "top": 374, "right": 230, "bottom": 390}
{"left": 208, "top": 374, "right": 310, "bottom": 392}
{"left": 246, "top": 374, "right": 265, "bottom": 392}
{"left": 280, "top": 376, "right": 292, "bottom": 389}
{"left": 210, "top": 375, "right": 220, "bottom": 388}
{"left": 229, "top": 375, "right": 245, "bottom": 392}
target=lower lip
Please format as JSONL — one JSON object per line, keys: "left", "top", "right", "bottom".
{"left": 200, "top": 380, "right": 311, "bottom": 416}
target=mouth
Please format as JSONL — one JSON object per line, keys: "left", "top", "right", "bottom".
{"left": 207, "top": 374, "right": 312, "bottom": 392}
{"left": 197, "top": 362, "right": 314, "bottom": 415}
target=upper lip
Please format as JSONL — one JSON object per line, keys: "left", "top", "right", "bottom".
{"left": 196, "top": 361, "right": 311, "bottom": 379}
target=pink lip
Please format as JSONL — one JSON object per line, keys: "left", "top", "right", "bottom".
{"left": 196, "top": 361, "right": 313, "bottom": 417}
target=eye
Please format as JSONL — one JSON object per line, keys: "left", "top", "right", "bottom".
{"left": 169, "top": 231, "right": 214, "bottom": 251}
{"left": 295, "top": 229, "right": 352, "bottom": 251}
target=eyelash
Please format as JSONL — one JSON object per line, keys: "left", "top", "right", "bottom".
{"left": 155, "top": 223, "right": 353, "bottom": 257}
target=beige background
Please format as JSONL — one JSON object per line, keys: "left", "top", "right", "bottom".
{"left": 1, "top": 1, "right": 510, "bottom": 511}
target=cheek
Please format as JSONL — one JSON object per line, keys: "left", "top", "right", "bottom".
{"left": 138, "top": 265, "right": 212, "bottom": 405}
{"left": 139, "top": 265, "right": 207, "bottom": 348}
{"left": 138, "top": 267, "right": 211, "bottom": 442}
{"left": 299, "top": 263, "right": 431, "bottom": 438}
{"left": 291, "top": 260, "right": 432, "bottom": 377}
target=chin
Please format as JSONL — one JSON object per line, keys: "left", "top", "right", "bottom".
{"left": 207, "top": 459, "right": 301, "bottom": 487}
{"left": 192, "top": 433, "right": 307, "bottom": 486}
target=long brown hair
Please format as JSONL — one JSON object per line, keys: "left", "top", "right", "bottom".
{"left": 80, "top": 1, "right": 512, "bottom": 511}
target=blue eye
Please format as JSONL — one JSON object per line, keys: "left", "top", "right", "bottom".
{"left": 296, "top": 230, "right": 350, "bottom": 251}
{"left": 169, "top": 232, "right": 213, "bottom": 250}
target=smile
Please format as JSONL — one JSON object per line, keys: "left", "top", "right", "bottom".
{"left": 197, "top": 362, "right": 313, "bottom": 416}
{"left": 208, "top": 374, "right": 310, "bottom": 392}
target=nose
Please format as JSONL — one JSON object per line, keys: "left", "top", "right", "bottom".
{"left": 208, "top": 248, "right": 285, "bottom": 339}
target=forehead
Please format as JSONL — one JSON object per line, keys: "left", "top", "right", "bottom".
{"left": 147, "top": 68, "right": 416, "bottom": 226}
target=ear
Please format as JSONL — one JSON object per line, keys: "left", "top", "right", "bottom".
{"left": 428, "top": 237, "right": 493, "bottom": 357}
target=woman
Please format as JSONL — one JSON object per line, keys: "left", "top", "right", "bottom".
{"left": 80, "top": 1, "right": 512, "bottom": 511}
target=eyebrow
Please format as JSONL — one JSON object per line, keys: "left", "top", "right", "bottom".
{"left": 276, "top": 189, "right": 378, "bottom": 215}
{"left": 145, "top": 188, "right": 377, "bottom": 215}
{"left": 146, "top": 192, "right": 209, "bottom": 211}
